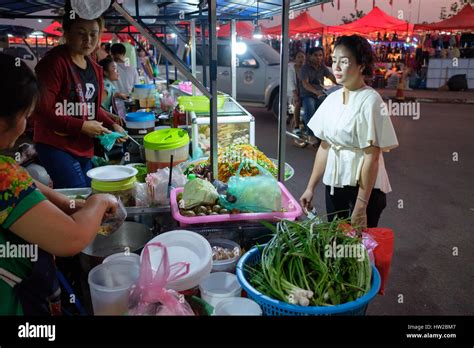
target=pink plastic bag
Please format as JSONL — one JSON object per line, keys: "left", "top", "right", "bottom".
{"left": 128, "top": 242, "right": 194, "bottom": 316}
{"left": 346, "top": 230, "right": 379, "bottom": 264}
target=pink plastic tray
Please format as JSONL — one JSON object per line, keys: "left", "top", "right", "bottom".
{"left": 170, "top": 182, "right": 302, "bottom": 226}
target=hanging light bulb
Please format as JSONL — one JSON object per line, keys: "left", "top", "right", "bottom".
{"left": 253, "top": 25, "right": 263, "bottom": 39}
{"left": 253, "top": 0, "right": 263, "bottom": 39}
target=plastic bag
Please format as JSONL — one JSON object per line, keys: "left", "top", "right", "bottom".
{"left": 347, "top": 230, "right": 378, "bottom": 264}
{"left": 182, "top": 178, "right": 219, "bottom": 209}
{"left": 98, "top": 199, "right": 127, "bottom": 236}
{"left": 134, "top": 183, "right": 151, "bottom": 207}
{"left": 128, "top": 242, "right": 194, "bottom": 316}
{"left": 97, "top": 132, "right": 127, "bottom": 151}
{"left": 219, "top": 160, "right": 282, "bottom": 213}
{"left": 146, "top": 166, "right": 187, "bottom": 205}
{"left": 366, "top": 228, "right": 394, "bottom": 295}
{"left": 71, "top": 0, "right": 111, "bottom": 20}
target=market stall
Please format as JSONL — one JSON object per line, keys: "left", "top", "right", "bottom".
{"left": 413, "top": 5, "right": 474, "bottom": 89}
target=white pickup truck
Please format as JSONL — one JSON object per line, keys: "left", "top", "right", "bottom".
{"left": 159, "top": 39, "right": 282, "bottom": 114}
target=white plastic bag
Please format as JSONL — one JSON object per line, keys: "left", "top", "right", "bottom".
{"left": 71, "top": 0, "right": 111, "bottom": 20}
{"left": 146, "top": 167, "right": 187, "bottom": 205}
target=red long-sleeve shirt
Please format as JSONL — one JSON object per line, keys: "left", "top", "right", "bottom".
{"left": 33, "top": 45, "right": 115, "bottom": 158}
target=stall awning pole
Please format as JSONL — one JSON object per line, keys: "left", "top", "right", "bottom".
{"left": 277, "top": 0, "right": 290, "bottom": 182}
{"left": 208, "top": 0, "right": 218, "bottom": 180}
{"left": 230, "top": 19, "right": 237, "bottom": 99}
{"left": 191, "top": 19, "right": 197, "bottom": 96}
{"left": 111, "top": 1, "right": 210, "bottom": 98}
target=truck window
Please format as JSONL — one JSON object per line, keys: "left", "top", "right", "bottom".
{"left": 217, "top": 45, "right": 231, "bottom": 67}
{"left": 249, "top": 43, "right": 280, "bottom": 66}
{"left": 237, "top": 51, "right": 258, "bottom": 68}
{"left": 3, "top": 47, "right": 17, "bottom": 57}
{"left": 16, "top": 47, "right": 33, "bottom": 60}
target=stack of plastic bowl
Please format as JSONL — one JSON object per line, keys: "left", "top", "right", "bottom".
{"left": 213, "top": 298, "right": 262, "bottom": 316}
{"left": 142, "top": 230, "right": 212, "bottom": 292}
{"left": 198, "top": 272, "right": 242, "bottom": 307}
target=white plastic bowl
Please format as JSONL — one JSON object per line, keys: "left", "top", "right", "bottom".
{"left": 213, "top": 297, "right": 262, "bottom": 316}
{"left": 199, "top": 272, "right": 241, "bottom": 307}
{"left": 142, "top": 230, "right": 212, "bottom": 292}
{"left": 209, "top": 239, "right": 240, "bottom": 273}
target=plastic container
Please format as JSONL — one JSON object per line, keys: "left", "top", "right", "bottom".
{"left": 214, "top": 297, "right": 262, "bottom": 316}
{"left": 125, "top": 112, "right": 155, "bottom": 136}
{"left": 177, "top": 95, "right": 225, "bottom": 113}
{"left": 142, "top": 230, "right": 212, "bottom": 292}
{"left": 199, "top": 272, "right": 241, "bottom": 308}
{"left": 103, "top": 252, "right": 141, "bottom": 266}
{"left": 132, "top": 84, "right": 156, "bottom": 108}
{"left": 170, "top": 182, "right": 303, "bottom": 226}
{"left": 143, "top": 128, "right": 190, "bottom": 173}
{"left": 209, "top": 239, "right": 240, "bottom": 273}
{"left": 87, "top": 260, "right": 140, "bottom": 315}
{"left": 236, "top": 245, "right": 381, "bottom": 316}
{"left": 91, "top": 177, "right": 137, "bottom": 207}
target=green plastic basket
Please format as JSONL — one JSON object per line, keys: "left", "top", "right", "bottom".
{"left": 178, "top": 95, "right": 225, "bottom": 113}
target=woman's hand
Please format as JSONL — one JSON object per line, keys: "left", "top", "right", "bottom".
{"left": 112, "top": 124, "right": 128, "bottom": 143}
{"left": 300, "top": 189, "right": 314, "bottom": 214}
{"left": 82, "top": 121, "right": 111, "bottom": 137}
{"left": 89, "top": 194, "right": 119, "bottom": 219}
{"left": 351, "top": 203, "right": 367, "bottom": 233}
{"left": 110, "top": 113, "right": 125, "bottom": 127}
{"left": 117, "top": 93, "right": 130, "bottom": 100}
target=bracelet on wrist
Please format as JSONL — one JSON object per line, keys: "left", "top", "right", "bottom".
{"left": 357, "top": 196, "right": 369, "bottom": 205}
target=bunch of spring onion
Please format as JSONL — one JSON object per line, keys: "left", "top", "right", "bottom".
{"left": 247, "top": 218, "right": 372, "bottom": 306}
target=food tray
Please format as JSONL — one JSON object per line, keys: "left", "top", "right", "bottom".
{"left": 170, "top": 182, "right": 302, "bottom": 226}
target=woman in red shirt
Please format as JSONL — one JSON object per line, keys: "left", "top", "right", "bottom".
{"left": 33, "top": 12, "right": 126, "bottom": 189}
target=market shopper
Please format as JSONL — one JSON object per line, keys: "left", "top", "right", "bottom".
{"left": 111, "top": 43, "right": 140, "bottom": 95}
{"left": 300, "top": 47, "right": 337, "bottom": 143}
{"left": 137, "top": 48, "right": 157, "bottom": 84}
{"left": 288, "top": 50, "right": 305, "bottom": 136}
{"left": 33, "top": 13, "right": 127, "bottom": 189}
{"left": 98, "top": 57, "right": 129, "bottom": 112}
{"left": 0, "top": 53, "right": 119, "bottom": 315}
{"left": 300, "top": 35, "right": 398, "bottom": 230}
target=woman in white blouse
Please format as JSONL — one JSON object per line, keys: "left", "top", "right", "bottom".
{"left": 300, "top": 35, "right": 398, "bottom": 230}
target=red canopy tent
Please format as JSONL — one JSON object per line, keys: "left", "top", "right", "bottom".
{"left": 414, "top": 5, "right": 474, "bottom": 31}
{"left": 217, "top": 21, "right": 255, "bottom": 38}
{"left": 43, "top": 21, "right": 62, "bottom": 36}
{"left": 263, "top": 11, "right": 325, "bottom": 36}
{"left": 327, "top": 7, "right": 413, "bottom": 35}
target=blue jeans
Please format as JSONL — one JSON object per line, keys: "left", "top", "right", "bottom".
{"left": 35, "top": 143, "right": 93, "bottom": 189}
{"left": 301, "top": 96, "right": 322, "bottom": 137}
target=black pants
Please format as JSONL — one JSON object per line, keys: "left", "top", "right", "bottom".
{"left": 325, "top": 185, "right": 387, "bottom": 228}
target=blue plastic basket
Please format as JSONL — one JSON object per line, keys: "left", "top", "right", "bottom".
{"left": 236, "top": 245, "right": 381, "bottom": 316}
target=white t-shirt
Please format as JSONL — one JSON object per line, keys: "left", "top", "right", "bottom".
{"left": 114, "top": 62, "right": 140, "bottom": 95}
{"left": 287, "top": 62, "right": 297, "bottom": 97}
{"left": 308, "top": 86, "right": 398, "bottom": 195}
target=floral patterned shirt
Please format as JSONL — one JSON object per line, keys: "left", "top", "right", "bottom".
{"left": 0, "top": 155, "right": 46, "bottom": 315}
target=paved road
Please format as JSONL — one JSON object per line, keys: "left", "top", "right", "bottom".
{"left": 244, "top": 102, "right": 474, "bottom": 315}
